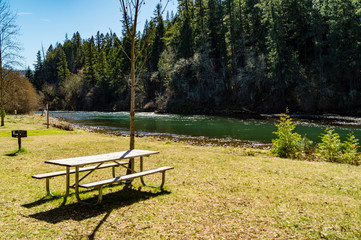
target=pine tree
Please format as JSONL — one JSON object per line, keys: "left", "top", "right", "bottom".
{"left": 95, "top": 48, "right": 109, "bottom": 84}
{"left": 83, "top": 37, "right": 97, "bottom": 85}
{"left": 43, "top": 44, "right": 59, "bottom": 85}
{"left": 33, "top": 51, "right": 45, "bottom": 90}
{"left": 63, "top": 39, "right": 75, "bottom": 73}
{"left": 149, "top": 4, "right": 165, "bottom": 72}
{"left": 25, "top": 67, "right": 34, "bottom": 83}
{"left": 72, "top": 32, "right": 84, "bottom": 72}
{"left": 194, "top": 0, "right": 208, "bottom": 52}
{"left": 207, "top": 0, "right": 227, "bottom": 66}
{"left": 108, "top": 37, "right": 127, "bottom": 100}
{"left": 177, "top": 0, "right": 194, "bottom": 59}
{"left": 57, "top": 46, "right": 70, "bottom": 84}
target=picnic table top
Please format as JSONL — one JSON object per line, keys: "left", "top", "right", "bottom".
{"left": 45, "top": 149, "right": 159, "bottom": 167}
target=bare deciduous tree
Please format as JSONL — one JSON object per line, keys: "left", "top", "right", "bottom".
{"left": 119, "top": 0, "right": 167, "bottom": 150}
{"left": 0, "top": 0, "right": 22, "bottom": 126}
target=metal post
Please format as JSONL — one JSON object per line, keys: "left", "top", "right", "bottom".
{"left": 17, "top": 131, "right": 21, "bottom": 151}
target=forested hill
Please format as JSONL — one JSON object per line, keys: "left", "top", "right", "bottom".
{"left": 26, "top": 0, "right": 361, "bottom": 115}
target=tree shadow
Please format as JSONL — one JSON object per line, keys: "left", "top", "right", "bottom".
{"left": 88, "top": 209, "right": 112, "bottom": 240}
{"left": 25, "top": 186, "right": 170, "bottom": 224}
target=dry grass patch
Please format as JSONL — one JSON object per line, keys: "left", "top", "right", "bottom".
{"left": 0, "top": 115, "right": 361, "bottom": 239}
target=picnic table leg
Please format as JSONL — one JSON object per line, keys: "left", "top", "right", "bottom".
{"left": 75, "top": 166, "right": 85, "bottom": 204}
{"left": 140, "top": 156, "right": 166, "bottom": 190}
{"left": 62, "top": 167, "right": 70, "bottom": 205}
{"left": 74, "top": 166, "right": 103, "bottom": 205}
{"left": 45, "top": 178, "right": 56, "bottom": 197}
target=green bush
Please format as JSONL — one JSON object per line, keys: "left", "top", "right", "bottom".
{"left": 299, "top": 135, "right": 314, "bottom": 157}
{"left": 342, "top": 132, "right": 360, "bottom": 165}
{"left": 316, "top": 128, "right": 342, "bottom": 162}
{"left": 271, "top": 113, "right": 301, "bottom": 159}
{"left": 271, "top": 114, "right": 361, "bottom": 165}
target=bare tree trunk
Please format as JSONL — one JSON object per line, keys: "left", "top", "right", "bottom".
{"left": 128, "top": 33, "right": 136, "bottom": 174}
{"left": 129, "top": 34, "right": 136, "bottom": 150}
{"left": 0, "top": 83, "right": 3, "bottom": 127}
{"left": 46, "top": 102, "right": 49, "bottom": 128}
{"left": 120, "top": 0, "right": 167, "bottom": 175}
{"left": 0, "top": 43, "right": 4, "bottom": 127}
{"left": 120, "top": 0, "right": 167, "bottom": 150}
{"left": 0, "top": 105, "right": 4, "bottom": 126}
{"left": 0, "top": 31, "right": 3, "bottom": 127}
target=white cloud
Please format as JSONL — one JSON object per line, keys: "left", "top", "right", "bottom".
{"left": 41, "top": 19, "right": 49, "bottom": 22}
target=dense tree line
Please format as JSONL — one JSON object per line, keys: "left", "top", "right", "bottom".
{"left": 29, "top": 0, "right": 361, "bottom": 114}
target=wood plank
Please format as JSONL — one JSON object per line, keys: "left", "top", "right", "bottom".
{"left": 32, "top": 161, "right": 128, "bottom": 179}
{"left": 79, "top": 166, "right": 174, "bottom": 188}
{"left": 45, "top": 149, "right": 159, "bottom": 167}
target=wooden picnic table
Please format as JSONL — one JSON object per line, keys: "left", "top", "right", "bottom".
{"left": 34, "top": 149, "right": 173, "bottom": 205}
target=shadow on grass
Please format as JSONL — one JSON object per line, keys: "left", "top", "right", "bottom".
{"left": 24, "top": 185, "right": 170, "bottom": 224}
{"left": 22, "top": 196, "right": 61, "bottom": 208}
{"left": 22, "top": 188, "right": 100, "bottom": 209}
{"left": 5, "top": 148, "right": 28, "bottom": 156}
{"left": 5, "top": 152, "right": 17, "bottom": 157}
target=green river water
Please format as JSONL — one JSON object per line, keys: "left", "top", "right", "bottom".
{"left": 50, "top": 111, "right": 361, "bottom": 146}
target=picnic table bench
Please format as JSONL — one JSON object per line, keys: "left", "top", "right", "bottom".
{"left": 32, "top": 149, "right": 173, "bottom": 205}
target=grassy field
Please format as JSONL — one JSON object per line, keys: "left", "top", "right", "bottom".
{"left": 1, "top": 114, "right": 361, "bottom": 239}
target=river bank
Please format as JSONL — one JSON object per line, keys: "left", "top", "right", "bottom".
{"left": 64, "top": 121, "right": 273, "bottom": 149}
{"left": 49, "top": 111, "right": 361, "bottom": 150}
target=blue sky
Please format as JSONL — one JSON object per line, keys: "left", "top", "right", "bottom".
{"left": 10, "top": 0, "right": 177, "bottom": 69}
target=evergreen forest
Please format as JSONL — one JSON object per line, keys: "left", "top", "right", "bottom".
{"left": 27, "top": 0, "right": 361, "bottom": 115}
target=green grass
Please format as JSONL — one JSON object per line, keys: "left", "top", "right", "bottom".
{"left": 1, "top": 114, "right": 361, "bottom": 239}
{"left": 0, "top": 115, "right": 79, "bottom": 137}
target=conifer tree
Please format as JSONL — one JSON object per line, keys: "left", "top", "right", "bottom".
{"left": 72, "top": 32, "right": 83, "bottom": 72}
{"left": 194, "top": 0, "right": 207, "bottom": 51}
{"left": 33, "top": 51, "right": 45, "bottom": 90}
{"left": 149, "top": 4, "right": 165, "bottom": 72}
{"left": 177, "top": 0, "right": 194, "bottom": 59}
{"left": 83, "top": 37, "right": 97, "bottom": 85}
{"left": 57, "top": 46, "right": 70, "bottom": 84}
{"left": 43, "top": 44, "right": 59, "bottom": 85}
{"left": 63, "top": 39, "right": 75, "bottom": 73}
{"left": 207, "top": 0, "right": 227, "bottom": 63}
{"left": 95, "top": 48, "right": 109, "bottom": 84}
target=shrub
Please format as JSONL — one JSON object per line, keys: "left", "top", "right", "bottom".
{"left": 3, "top": 70, "right": 39, "bottom": 114}
{"left": 342, "top": 132, "right": 360, "bottom": 165}
{"left": 298, "top": 135, "right": 314, "bottom": 157}
{"left": 316, "top": 128, "right": 342, "bottom": 162}
{"left": 271, "top": 113, "right": 301, "bottom": 159}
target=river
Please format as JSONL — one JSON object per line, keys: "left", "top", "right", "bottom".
{"left": 50, "top": 111, "right": 361, "bottom": 148}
